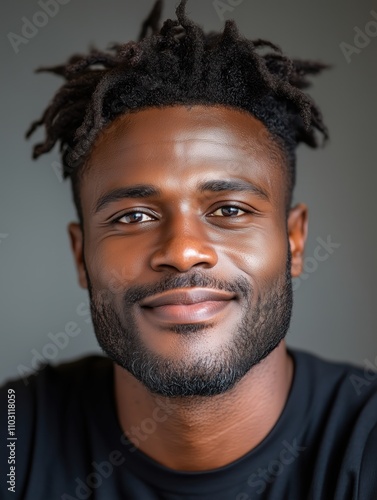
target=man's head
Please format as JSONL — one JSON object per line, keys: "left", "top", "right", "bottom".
{"left": 27, "top": 0, "right": 328, "bottom": 397}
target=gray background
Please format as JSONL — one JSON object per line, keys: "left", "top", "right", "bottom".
{"left": 1, "top": 0, "right": 376, "bottom": 384}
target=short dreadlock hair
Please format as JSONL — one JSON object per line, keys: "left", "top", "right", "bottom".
{"left": 26, "top": 0, "right": 329, "bottom": 228}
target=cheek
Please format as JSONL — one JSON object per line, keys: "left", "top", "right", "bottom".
{"left": 85, "top": 237, "right": 146, "bottom": 297}
{"left": 225, "top": 221, "right": 288, "bottom": 287}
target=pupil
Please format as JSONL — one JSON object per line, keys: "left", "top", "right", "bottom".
{"left": 130, "top": 213, "right": 142, "bottom": 222}
{"left": 224, "top": 207, "right": 237, "bottom": 216}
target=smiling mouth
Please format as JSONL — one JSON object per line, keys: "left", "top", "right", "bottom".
{"left": 140, "top": 299, "right": 235, "bottom": 324}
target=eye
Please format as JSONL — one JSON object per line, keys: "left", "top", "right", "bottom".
{"left": 112, "top": 211, "right": 155, "bottom": 224}
{"left": 209, "top": 205, "right": 251, "bottom": 217}
{"left": 110, "top": 205, "right": 252, "bottom": 225}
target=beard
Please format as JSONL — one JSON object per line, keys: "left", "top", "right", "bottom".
{"left": 85, "top": 248, "right": 293, "bottom": 398}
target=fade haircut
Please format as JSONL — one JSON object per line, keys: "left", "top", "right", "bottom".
{"left": 26, "top": 0, "right": 329, "bottom": 227}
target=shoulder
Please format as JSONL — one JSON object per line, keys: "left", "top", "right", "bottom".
{"left": 0, "top": 355, "right": 112, "bottom": 497}
{"left": 289, "top": 349, "right": 377, "bottom": 499}
{"left": 0, "top": 353, "right": 113, "bottom": 427}
{"left": 0, "top": 354, "right": 111, "bottom": 393}
{"left": 291, "top": 348, "right": 377, "bottom": 432}
{"left": 289, "top": 347, "right": 377, "bottom": 405}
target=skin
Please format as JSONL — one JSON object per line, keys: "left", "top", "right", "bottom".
{"left": 68, "top": 104, "right": 308, "bottom": 471}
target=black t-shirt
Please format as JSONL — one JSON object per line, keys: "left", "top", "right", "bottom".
{"left": 1, "top": 348, "right": 377, "bottom": 500}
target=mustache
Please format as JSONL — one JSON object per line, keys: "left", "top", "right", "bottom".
{"left": 124, "top": 270, "right": 252, "bottom": 305}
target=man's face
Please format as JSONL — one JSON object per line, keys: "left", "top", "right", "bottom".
{"left": 69, "top": 105, "right": 307, "bottom": 397}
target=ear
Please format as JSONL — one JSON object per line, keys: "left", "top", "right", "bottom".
{"left": 67, "top": 222, "right": 88, "bottom": 289}
{"left": 287, "top": 203, "right": 308, "bottom": 278}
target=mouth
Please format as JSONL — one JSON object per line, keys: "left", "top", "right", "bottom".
{"left": 140, "top": 299, "right": 235, "bottom": 323}
{"left": 139, "top": 288, "right": 237, "bottom": 324}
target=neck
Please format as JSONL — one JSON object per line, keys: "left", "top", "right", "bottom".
{"left": 114, "top": 341, "right": 294, "bottom": 471}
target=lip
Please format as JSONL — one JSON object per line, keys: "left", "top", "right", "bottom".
{"left": 139, "top": 288, "right": 237, "bottom": 324}
{"left": 139, "top": 288, "right": 237, "bottom": 307}
{"left": 140, "top": 299, "right": 235, "bottom": 324}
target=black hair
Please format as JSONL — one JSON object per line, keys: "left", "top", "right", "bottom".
{"left": 26, "top": 0, "right": 329, "bottom": 226}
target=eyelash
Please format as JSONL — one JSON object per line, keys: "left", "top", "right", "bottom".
{"left": 110, "top": 205, "right": 254, "bottom": 225}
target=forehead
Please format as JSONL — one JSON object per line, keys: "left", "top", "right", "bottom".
{"left": 90, "top": 104, "right": 282, "bottom": 161}
{"left": 81, "top": 104, "right": 287, "bottom": 209}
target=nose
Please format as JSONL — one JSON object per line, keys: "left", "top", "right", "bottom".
{"left": 149, "top": 214, "right": 218, "bottom": 272}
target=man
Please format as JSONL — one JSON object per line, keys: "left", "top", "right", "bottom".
{"left": 1, "top": 1, "right": 376, "bottom": 498}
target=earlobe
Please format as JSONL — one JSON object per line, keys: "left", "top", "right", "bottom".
{"left": 287, "top": 203, "right": 308, "bottom": 278}
{"left": 67, "top": 222, "right": 88, "bottom": 289}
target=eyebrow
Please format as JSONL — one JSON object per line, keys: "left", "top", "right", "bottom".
{"left": 94, "top": 179, "right": 269, "bottom": 214}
